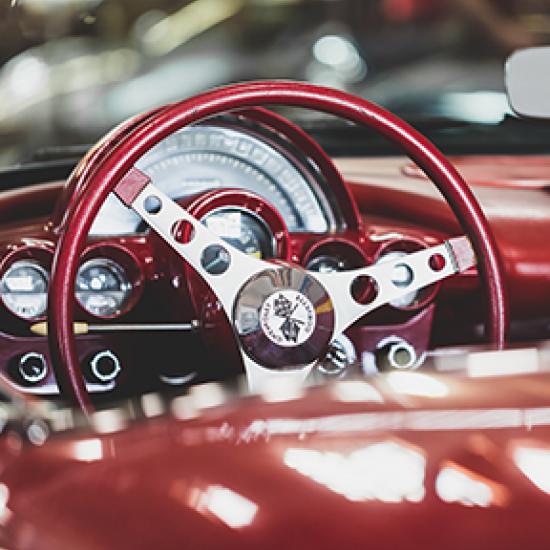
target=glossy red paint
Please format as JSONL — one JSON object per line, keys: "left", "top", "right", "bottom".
{"left": 183, "top": 188, "right": 292, "bottom": 260}
{"left": 403, "top": 155, "right": 550, "bottom": 189}
{"left": 3, "top": 161, "right": 546, "bottom": 328}
{"left": 3, "top": 370, "right": 550, "bottom": 549}
{"left": 345, "top": 156, "right": 550, "bottom": 319}
{"left": 0, "top": 182, "right": 62, "bottom": 225}
{"left": 47, "top": 81, "right": 508, "bottom": 410}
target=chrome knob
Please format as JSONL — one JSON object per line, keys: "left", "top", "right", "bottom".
{"left": 89, "top": 350, "right": 121, "bottom": 383}
{"left": 18, "top": 352, "right": 48, "bottom": 384}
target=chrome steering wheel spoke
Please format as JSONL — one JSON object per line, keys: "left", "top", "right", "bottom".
{"left": 242, "top": 355, "right": 315, "bottom": 393}
{"left": 118, "top": 175, "right": 274, "bottom": 315}
{"left": 116, "top": 169, "right": 476, "bottom": 390}
{"left": 312, "top": 236, "right": 475, "bottom": 336}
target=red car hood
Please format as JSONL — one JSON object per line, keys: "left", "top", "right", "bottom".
{"left": 2, "top": 364, "right": 550, "bottom": 549}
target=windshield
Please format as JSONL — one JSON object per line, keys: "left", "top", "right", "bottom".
{"left": 1, "top": 0, "right": 550, "bottom": 165}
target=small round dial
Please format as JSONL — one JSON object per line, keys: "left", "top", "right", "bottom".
{"left": 0, "top": 261, "right": 49, "bottom": 319}
{"left": 76, "top": 259, "right": 132, "bottom": 317}
{"left": 201, "top": 208, "right": 276, "bottom": 259}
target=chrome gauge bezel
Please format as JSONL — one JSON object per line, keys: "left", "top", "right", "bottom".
{"left": 75, "top": 258, "right": 133, "bottom": 318}
{"left": 0, "top": 260, "right": 50, "bottom": 320}
{"left": 200, "top": 206, "right": 278, "bottom": 260}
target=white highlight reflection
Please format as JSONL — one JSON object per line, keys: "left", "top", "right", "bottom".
{"left": 284, "top": 441, "right": 425, "bottom": 503}
{"left": 0, "top": 483, "right": 11, "bottom": 525}
{"left": 467, "top": 348, "right": 539, "bottom": 378}
{"left": 436, "top": 466, "right": 493, "bottom": 507}
{"left": 71, "top": 438, "right": 103, "bottom": 462}
{"left": 261, "top": 377, "right": 304, "bottom": 403}
{"left": 191, "top": 485, "right": 258, "bottom": 529}
{"left": 386, "top": 371, "right": 449, "bottom": 398}
{"left": 332, "top": 381, "right": 384, "bottom": 403}
{"left": 514, "top": 447, "right": 550, "bottom": 494}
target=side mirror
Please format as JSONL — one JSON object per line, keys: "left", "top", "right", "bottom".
{"left": 506, "top": 47, "right": 550, "bottom": 119}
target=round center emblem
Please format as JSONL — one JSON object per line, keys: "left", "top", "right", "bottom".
{"left": 259, "top": 290, "right": 316, "bottom": 348}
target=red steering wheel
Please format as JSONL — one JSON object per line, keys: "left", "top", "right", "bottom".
{"left": 48, "top": 81, "right": 509, "bottom": 413}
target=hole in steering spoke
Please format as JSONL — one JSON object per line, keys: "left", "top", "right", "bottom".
{"left": 351, "top": 275, "right": 378, "bottom": 305}
{"left": 201, "top": 244, "right": 231, "bottom": 275}
{"left": 391, "top": 263, "right": 414, "bottom": 288}
{"left": 429, "top": 253, "right": 446, "bottom": 272}
{"left": 143, "top": 195, "right": 162, "bottom": 214}
{"left": 172, "top": 220, "right": 195, "bottom": 244}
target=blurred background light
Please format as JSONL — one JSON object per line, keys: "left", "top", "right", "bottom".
{"left": 6, "top": 55, "right": 48, "bottom": 100}
{"left": 17, "top": 0, "right": 102, "bottom": 15}
{"left": 0, "top": 483, "right": 11, "bottom": 525}
{"left": 309, "top": 33, "right": 366, "bottom": 87}
{"left": 439, "top": 92, "right": 511, "bottom": 124}
{"left": 141, "top": 0, "right": 245, "bottom": 57}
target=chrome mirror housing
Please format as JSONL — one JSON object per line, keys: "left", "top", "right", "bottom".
{"left": 506, "top": 47, "right": 550, "bottom": 119}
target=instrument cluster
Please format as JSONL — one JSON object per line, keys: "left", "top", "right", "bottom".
{"left": 0, "top": 112, "right": 444, "bottom": 397}
{"left": 0, "top": 245, "right": 143, "bottom": 323}
{"left": 89, "top": 121, "right": 343, "bottom": 237}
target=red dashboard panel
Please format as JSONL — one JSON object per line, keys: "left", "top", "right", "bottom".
{"left": 403, "top": 155, "right": 550, "bottom": 189}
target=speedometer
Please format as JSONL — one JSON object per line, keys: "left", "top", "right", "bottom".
{"left": 202, "top": 208, "right": 276, "bottom": 259}
{"left": 91, "top": 123, "right": 336, "bottom": 236}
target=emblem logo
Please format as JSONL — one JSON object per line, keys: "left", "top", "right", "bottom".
{"left": 259, "top": 290, "right": 316, "bottom": 347}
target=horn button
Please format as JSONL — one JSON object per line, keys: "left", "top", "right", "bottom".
{"left": 233, "top": 267, "right": 335, "bottom": 369}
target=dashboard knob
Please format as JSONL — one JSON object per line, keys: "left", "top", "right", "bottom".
{"left": 375, "top": 338, "right": 417, "bottom": 372}
{"left": 18, "top": 352, "right": 48, "bottom": 384}
{"left": 318, "top": 335, "right": 357, "bottom": 377}
{"left": 88, "top": 350, "right": 122, "bottom": 383}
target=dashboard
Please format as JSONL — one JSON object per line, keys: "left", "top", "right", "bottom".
{"left": 1, "top": 104, "right": 540, "bottom": 402}
{"left": 0, "top": 111, "right": 388, "bottom": 399}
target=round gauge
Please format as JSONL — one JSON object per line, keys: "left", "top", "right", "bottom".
{"left": 90, "top": 125, "right": 336, "bottom": 236}
{"left": 201, "top": 208, "right": 276, "bottom": 259}
{"left": 304, "top": 240, "right": 367, "bottom": 275}
{"left": 0, "top": 261, "right": 49, "bottom": 319}
{"left": 76, "top": 259, "right": 132, "bottom": 317}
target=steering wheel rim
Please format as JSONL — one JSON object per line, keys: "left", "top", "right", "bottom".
{"left": 48, "top": 81, "right": 509, "bottom": 413}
